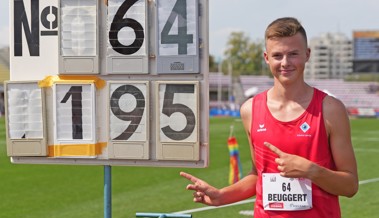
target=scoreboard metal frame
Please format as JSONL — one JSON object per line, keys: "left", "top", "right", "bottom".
{"left": 6, "top": 0, "right": 209, "bottom": 168}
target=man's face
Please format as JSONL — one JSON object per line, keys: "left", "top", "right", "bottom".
{"left": 264, "top": 33, "right": 310, "bottom": 84}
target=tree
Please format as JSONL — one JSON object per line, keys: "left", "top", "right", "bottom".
{"left": 223, "top": 32, "right": 269, "bottom": 76}
{"left": 209, "top": 54, "right": 218, "bottom": 72}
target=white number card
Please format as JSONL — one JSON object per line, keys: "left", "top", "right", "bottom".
{"left": 262, "top": 173, "right": 312, "bottom": 211}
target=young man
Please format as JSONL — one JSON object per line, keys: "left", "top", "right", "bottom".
{"left": 180, "top": 17, "right": 358, "bottom": 217}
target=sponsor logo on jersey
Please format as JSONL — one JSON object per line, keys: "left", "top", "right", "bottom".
{"left": 300, "top": 122, "right": 310, "bottom": 133}
{"left": 257, "top": 124, "right": 267, "bottom": 132}
{"left": 297, "top": 122, "right": 311, "bottom": 137}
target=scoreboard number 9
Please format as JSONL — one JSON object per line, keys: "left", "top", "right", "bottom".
{"left": 108, "top": 81, "right": 149, "bottom": 159}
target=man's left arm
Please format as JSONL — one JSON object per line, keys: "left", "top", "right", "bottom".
{"left": 311, "top": 96, "right": 358, "bottom": 197}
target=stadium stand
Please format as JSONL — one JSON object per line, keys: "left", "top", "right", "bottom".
{"left": 238, "top": 75, "right": 379, "bottom": 117}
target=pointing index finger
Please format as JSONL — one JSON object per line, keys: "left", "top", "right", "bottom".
{"left": 180, "top": 171, "right": 199, "bottom": 183}
{"left": 264, "top": 142, "right": 284, "bottom": 157}
{"left": 180, "top": 172, "right": 208, "bottom": 192}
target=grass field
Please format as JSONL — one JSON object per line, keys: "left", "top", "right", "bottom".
{"left": 0, "top": 117, "right": 378, "bottom": 218}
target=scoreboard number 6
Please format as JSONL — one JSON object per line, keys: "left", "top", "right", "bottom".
{"left": 108, "top": 0, "right": 146, "bottom": 55}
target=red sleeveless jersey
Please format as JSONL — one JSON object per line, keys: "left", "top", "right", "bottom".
{"left": 250, "top": 88, "right": 341, "bottom": 218}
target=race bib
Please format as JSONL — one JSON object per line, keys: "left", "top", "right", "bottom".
{"left": 262, "top": 173, "right": 312, "bottom": 211}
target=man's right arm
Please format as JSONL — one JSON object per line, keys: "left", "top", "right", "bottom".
{"left": 180, "top": 98, "right": 258, "bottom": 206}
{"left": 218, "top": 98, "right": 259, "bottom": 204}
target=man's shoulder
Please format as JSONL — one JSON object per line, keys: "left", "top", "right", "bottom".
{"left": 322, "top": 95, "right": 347, "bottom": 118}
{"left": 240, "top": 98, "right": 253, "bottom": 113}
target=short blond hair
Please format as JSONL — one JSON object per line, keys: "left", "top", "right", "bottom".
{"left": 265, "top": 17, "right": 308, "bottom": 46}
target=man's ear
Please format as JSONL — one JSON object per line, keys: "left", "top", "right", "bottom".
{"left": 306, "top": 48, "right": 311, "bottom": 62}
{"left": 263, "top": 52, "right": 269, "bottom": 64}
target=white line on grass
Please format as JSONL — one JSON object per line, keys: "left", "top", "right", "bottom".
{"left": 354, "top": 148, "right": 379, "bottom": 153}
{"left": 359, "top": 177, "right": 379, "bottom": 185}
{"left": 173, "top": 177, "right": 379, "bottom": 215}
{"left": 173, "top": 199, "right": 256, "bottom": 214}
{"left": 351, "top": 137, "right": 379, "bottom": 142}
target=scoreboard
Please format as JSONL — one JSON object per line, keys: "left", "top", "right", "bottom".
{"left": 6, "top": 0, "right": 209, "bottom": 167}
{"left": 353, "top": 31, "right": 379, "bottom": 60}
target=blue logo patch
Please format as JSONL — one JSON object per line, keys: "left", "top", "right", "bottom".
{"left": 300, "top": 122, "right": 310, "bottom": 133}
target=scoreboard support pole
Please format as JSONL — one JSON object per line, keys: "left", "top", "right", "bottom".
{"left": 104, "top": 165, "right": 112, "bottom": 218}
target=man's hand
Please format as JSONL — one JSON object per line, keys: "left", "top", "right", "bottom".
{"left": 180, "top": 172, "right": 222, "bottom": 206}
{"left": 264, "top": 142, "right": 314, "bottom": 178}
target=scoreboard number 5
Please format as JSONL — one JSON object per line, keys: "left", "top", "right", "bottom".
{"left": 156, "top": 81, "right": 199, "bottom": 160}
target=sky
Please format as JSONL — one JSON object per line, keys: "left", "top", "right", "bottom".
{"left": 1, "top": 0, "right": 379, "bottom": 58}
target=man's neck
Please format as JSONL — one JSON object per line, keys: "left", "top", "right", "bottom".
{"left": 267, "top": 81, "right": 314, "bottom": 122}
{"left": 270, "top": 79, "right": 312, "bottom": 103}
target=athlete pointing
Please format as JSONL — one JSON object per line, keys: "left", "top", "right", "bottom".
{"left": 181, "top": 17, "right": 358, "bottom": 218}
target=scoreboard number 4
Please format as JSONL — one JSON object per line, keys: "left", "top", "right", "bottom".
{"left": 160, "top": 0, "right": 194, "bottom": 55}
{"left": 157, "top": 0, "right": 199, "bottom": 73}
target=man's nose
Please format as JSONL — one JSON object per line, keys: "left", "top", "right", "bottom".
{"left": 281, "top": 55, "right": 290, "bottom": 66}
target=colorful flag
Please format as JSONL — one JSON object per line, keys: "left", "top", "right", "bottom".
{"left": 228, "top": 136, "right": 243, "bottom": 184}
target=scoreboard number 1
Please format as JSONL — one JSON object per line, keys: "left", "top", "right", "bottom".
{"left": 54, "top": 83, "right": 96, "bottom": 147}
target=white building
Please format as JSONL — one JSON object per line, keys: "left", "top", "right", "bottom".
{"left": 305, "top": 33, "right": 353, "bottom": 79}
